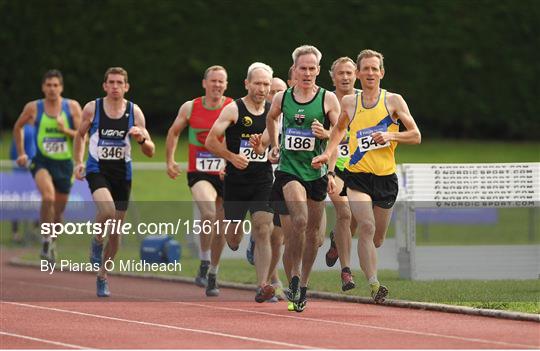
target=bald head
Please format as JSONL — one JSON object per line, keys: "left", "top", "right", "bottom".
{"left": 267, "top": 77, "right": 287, "bottom": 103}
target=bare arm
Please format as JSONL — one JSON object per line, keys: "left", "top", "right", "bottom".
{"left": 165, "top": 101, "right": 191, "bottom": 179}
{"left": 372, "top": 93, "right": 421, "bottom": 145}
{"left": 266, "top": 92, "right": 284, "bottom": 148}
{"left": 58, "top": 100, "right": 82, "bottom": 138}
{"left": 73, "top": 101, "right": 95, "bottom": 179}
{"left": 130, "top": 104, "right": 155, "bottom": 158}
{"left": 205, "top": 102, "right": 249, "bottom": 170}
{"left": 311, "top": 94, "right": 352, "bottom": 168}
{"left": 12, "top": 101, "right": 36, "bottom": 166}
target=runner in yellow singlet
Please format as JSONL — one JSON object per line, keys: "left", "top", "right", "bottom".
{"left": 312, "top": 49, "right": 421, "bottom": 303}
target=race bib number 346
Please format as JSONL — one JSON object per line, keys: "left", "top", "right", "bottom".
{"left": 196, "top": 151, "right": 224, "bottom": 172}
{"left": 284, "top": 128, "right": 315, "bottom": 151}
{"left": 98, "top": 139, "right": 126, "bottom": 160}
{"left": 239, "top": 140, "right": 267, "bottom": 162}
{"left": 357, "top": 125, "right": 390, "bottom": 152}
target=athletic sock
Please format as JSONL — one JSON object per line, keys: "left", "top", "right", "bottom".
{"left": 200, "top": 249, "right": 211, "bottom": 261}
{"left": 209, "top": 264, "right": 219, "bottom": 275}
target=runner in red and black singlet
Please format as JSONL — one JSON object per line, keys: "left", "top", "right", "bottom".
{"left": 165, "top": 65, "right": 232, "bottom": 288}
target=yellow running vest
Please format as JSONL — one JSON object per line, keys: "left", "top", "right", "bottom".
{"left": 345, "top": 89, "right": 399, "bottom": 175}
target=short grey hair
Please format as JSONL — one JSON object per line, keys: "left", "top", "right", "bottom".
{"left": 292, "top": 45, "right": 322, "bottom": 65}
{"left": 246, "top": 62, "right": 273, "bottom": 80}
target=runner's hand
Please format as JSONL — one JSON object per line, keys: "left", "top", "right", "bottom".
{"left": 311, "top": 153, "right": 328, "bottom": 169}
{"left": 129, "top": 126, "right": 145, "bottom": 143}
{"left": 219, "top": 168, "right": 226, "bottom": 181}
{"left": 372, "top": 131, "right": 392, "bottom": 144}
{"left": 311, "top": 120, "right": 328, "bottom": 139}
{"left": 327, "top": 175, "right": 336, "bottom": 194}
{"left": 269, "top": 146, "right": 280, "bottom": 164}
{"left": 167, "top": 161, "right": 181, "bottom": 179}
{"left": 231, "top": 153, "right": 249, "bottom": 170}
{"left": 16, "top": 154, "right": 28, "bottom": 168}
{"left": 56, "top": 116, "right": 66, "bottom": 133}
{"left": 74, "top": 163, "right": 86, "bottom": 180}
{"left": 249, "top": 134, "right": 265, "bottom": 154}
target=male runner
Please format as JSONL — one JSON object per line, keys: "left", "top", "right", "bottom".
{"left": 13, "top": 69, "right": 82, "bottom": 262}
{"left": 324, "top": 57, "right": 360, "bottom": 291}
{"left": 74, "top": 67, "right": 155, "bottom": 297}
{"left": 166, "top": 66, "right": 232, "bottom": 287}
{"left": 312, "top": 49, "right": 421, "bottom": 303}
{"left": 265, "top": 45, "right": 340, "bottom": 312}
{"left": 205, "top": 62, "right": 275, "bottom": 301}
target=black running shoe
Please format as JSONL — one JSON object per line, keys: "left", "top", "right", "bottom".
{"left": 195, "top": 260, "right": 210, "bottom": 287}
{"left": 285, "top": 276, "right": 300, "bottom": 302}
{"left": 206, "top": 273, "right": 219, "bottom": 297}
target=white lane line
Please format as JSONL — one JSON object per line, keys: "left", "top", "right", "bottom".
{"left": 2, "top": 301, "right": 318, "bottom": 349}
{"left": 0, "top": 331, "right": 90, "bottom": 349}
{"left": 12, "top": 280, "right": 539, "bottom": 349}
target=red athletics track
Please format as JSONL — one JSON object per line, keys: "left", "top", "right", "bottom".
{"left": 1, "top": 248, "right": 539, "bottom": 349}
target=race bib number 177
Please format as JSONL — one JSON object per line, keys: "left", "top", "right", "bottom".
{"left": 196, "top": 151, "right": 224, "bottom": 172}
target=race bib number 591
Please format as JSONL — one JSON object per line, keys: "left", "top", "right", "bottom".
{"left": 284, "top": 128, "right": 315, "bottom": 151}
{"left": 43, "top": 137, "right": 68, "bottom": 154}
{"left": 196, "top": 151, "right": 224, "bottom": 172}
{"left": 357, "top": 125, "right": 390, "bottom": 152}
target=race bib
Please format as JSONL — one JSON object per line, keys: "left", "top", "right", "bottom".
{"left": 196, "top": 151, "right": 224, "bottom": 172}
{"left": 43, "top": 137, "right": 68, "bottom": 154}
{"left": 284, "top": 128, "right": 315, "bottom": 151}
{"left": 357, "top": 125, "right": 390, "bottom": 152}
{"left": 338, "top": 136, "right": 350, "bottom": 158}
{"left": 98, "top": 139, "right": 126, "bottom": 160}
{"left": 239, "top": 140, "right": 268, "bottom": 162}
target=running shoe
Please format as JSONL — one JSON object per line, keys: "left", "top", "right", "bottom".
{"left": 294, "top": 287, "right": 308, "bottom": 312}
{"left": 370, "top": 284, "right": 389, "bottom": 304}
{"left": 89, "top": 237, "right": 103, "bottom": 266}
{"left": 341, "top": 271, "right": 356, "bottom": 291}
{"left": 40, "top": 241, "right": 50, "bottom": 261}
{"left": 287, "top": 301, "right": 295, "bottom": 311}
{"left": 96, "top": 277, "right": 110, "bottom": 297}
{"left": 325, "top": 230, "right": 338, "bottom": 267}
{"left": 255, "top": 285, "right": 275, "bottom": 303}
{"left": 206, "top": 273, "right": 220, "bottom": 297}
{"left": 246, "top": 236, "right": 255, "bottom": 265}
{"left": 285, "top": 276, "right": 300, "bottom": 303}
{"left": 195, "top": 260, "right": 210, "bottom": 287}
{"left": 272, "top": 281, "right": 285, "bottom": 301}
{"left": 293, "top": 298, "right": 307, "bottom": 312}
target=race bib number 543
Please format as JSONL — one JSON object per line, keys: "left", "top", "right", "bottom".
{"left": 357, "top": 125, "right": 390, "bottom": 152}
{"left": 284, "top": 128, "right": 315, "bottom": 151}
{"left": 196, "top": 151, "right": 224, "bottom": 172}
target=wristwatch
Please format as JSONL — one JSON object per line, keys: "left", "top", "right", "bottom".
{"left": 327, "top": 171, "right": 336, "bottom": 177}
{"left": 137, "top": 137, "right": 146, "bottom": 145}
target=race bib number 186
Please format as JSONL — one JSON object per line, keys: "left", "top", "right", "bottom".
{"left": 356, "top": 125, "right": 390, "bottom": 152}
{"left": 284, "top": 128, "right": 315, "bottom": 151}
